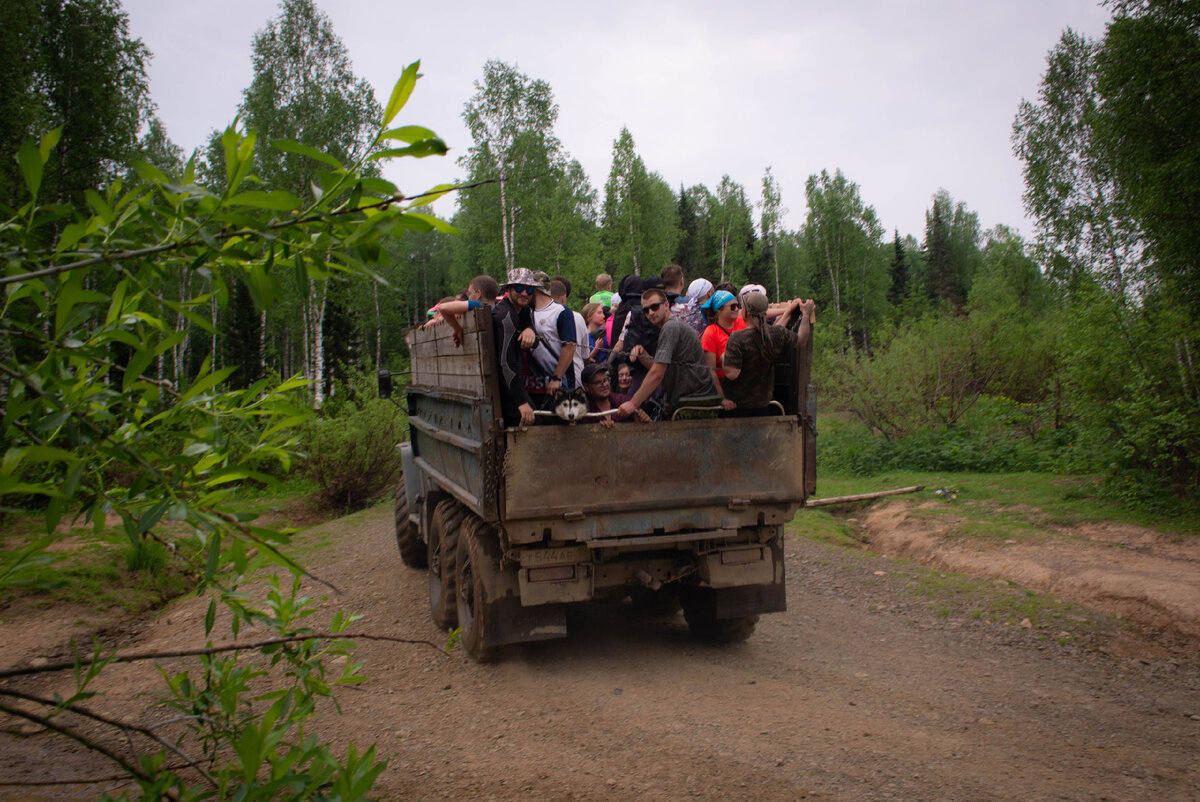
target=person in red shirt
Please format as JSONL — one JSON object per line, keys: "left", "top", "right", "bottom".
{"left": 699, "top": 290, "right": 746, "bottom": 406}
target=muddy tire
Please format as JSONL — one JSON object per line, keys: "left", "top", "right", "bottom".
{"left": 428, "top": 499, "right": 462, "bottom": 629}
{"left": 456, "top": 519, "right": 500, "bottom": 663}
{"left": 682, "top": 591, "right": 758, "bottom": 643}
{"left": 394, "top": 480, "right": 426, "bottom": 569}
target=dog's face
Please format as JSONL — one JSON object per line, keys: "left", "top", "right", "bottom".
{"left": 552, "top": 387, "right": 588, "bottom": 423}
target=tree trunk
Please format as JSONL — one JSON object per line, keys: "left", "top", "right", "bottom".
{"left": 373, "top": 282, "right": 382, "bottom": 368}
{"left": 308, "top": 279, "right": 328, "bottom": 408}
{"left": 773, "top": 243, "right": 780, "bottom": 300}
{"left": 498, "top": 173, "right": 513, "bottom": 273}
{"left": 260, "top": 310, "right": 267, "bottom": 376}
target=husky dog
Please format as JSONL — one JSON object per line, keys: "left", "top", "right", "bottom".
{"left": 551, "top": 386, "right": 588, "bottom": 423}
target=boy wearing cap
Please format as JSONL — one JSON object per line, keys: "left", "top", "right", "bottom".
{"left": 528, "top": 277, "right": 580, "bottom": 409}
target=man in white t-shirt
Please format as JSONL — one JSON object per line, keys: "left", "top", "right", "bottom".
{"left": 550, "top": 277, "right": 588, "bottom": 380}
{"left": 526, "top": 276, "right": 579, "bottom": 409}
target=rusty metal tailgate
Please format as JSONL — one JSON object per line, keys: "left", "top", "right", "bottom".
{"left": 501, "top": 417, "right": 805, "bottom": 540}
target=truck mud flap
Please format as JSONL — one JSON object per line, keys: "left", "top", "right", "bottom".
{"left": 483, "top": 596, "right": 567, "bottom": 647}
{"left": 713, "top": 583, "right": 786, "bottom": 618}
{"left": 472, "top": 530, "right": 567, "bottom": 647}
{"left": 400, "top": 443, "right": 420, "bottom": 527}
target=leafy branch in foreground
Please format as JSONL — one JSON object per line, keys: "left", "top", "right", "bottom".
{"left": 0, "top": 62, "right": 449, "bottom": 799}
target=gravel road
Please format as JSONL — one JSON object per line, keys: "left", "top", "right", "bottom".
{"left": 2, "top": 502, "right": 1198, "bottom": 801}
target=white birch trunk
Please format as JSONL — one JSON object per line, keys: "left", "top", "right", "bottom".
{"left": 308, "top": 279, "right": 328, "bottom": 408}
{"left": 498, "top": 173, "right": 514, "bottom": 273}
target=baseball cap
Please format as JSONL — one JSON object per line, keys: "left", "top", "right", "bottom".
{"left": 739, "top": 283, "right": 767, "bottom": 301}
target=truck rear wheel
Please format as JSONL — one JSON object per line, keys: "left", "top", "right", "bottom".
{"left": 428, "top": 499, "right": 462, "bottom": 629}
{"left": 456, "top": 519, "right": 500, "bottom": 663}
{"left": 682, "top": 591, "right": 759, "bottom": 643}
{"left": 394, "top": 480, "right": 426, "bottom": 569}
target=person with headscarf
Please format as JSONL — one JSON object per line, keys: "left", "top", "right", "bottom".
{"left": 683, "top": 277, "right": 715, "bottom": 335}
{"left": 721, "top": 292, "right": 815, "bottom": 416}
{"left": 699, "top": 290, "right": 746, "bottom": 404}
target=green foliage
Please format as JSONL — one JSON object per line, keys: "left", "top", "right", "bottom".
{"left": 822, "top": 311, "right": 1016, "bottom": 439}
{"left": 922, "top": 189, "right": 981, "bottom": 308}
{"left": 818, "top": 400, "right": 1080, "bottom": 476}
{"left": 1093, "top": 1, "right": 1200, "bottom": 319}
{"left": 0, "top": 60, "right": 446, "bottom": 795}
{"left": 301, "top": 369, "right": 406, "bottom": 512}
{"left": 1013, "top": 16, "right": 1199, "bottom": 507}
{"left": 0, "top": 0, "right": 152, "bottom": 209}
{"left": 801, "top": 169, "right": 887, "bottom": 354}
{"left": 142, "top": 579, "right": 383, "bottom": 800}
{"left": 1012, "top": 27, "right": 1146, "bottom": 295}
{"left": 123, "top": 534, "right": 168, "bottom": 573}
{"left": 1057, "top": 282, "right": 1200, "bottom": 507}
{"left": 601, "top": 126, "right": 678, "bottom": 277}
{"left": 460, "top": 59, "right": 601, "bottom": 281}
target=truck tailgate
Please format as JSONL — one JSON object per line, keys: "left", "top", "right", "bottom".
{"left": 501, "top": 417, "right": 805, "bottom": 540}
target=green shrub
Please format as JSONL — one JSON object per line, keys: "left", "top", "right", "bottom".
{"left": 124, "top": 535, "right": 168, "bottom": 573}
{"left": 818, "top": 397, "right": 1086, "bottom": 476}
{"left": 302, "top": 391, "right": 406, "bottom": 512}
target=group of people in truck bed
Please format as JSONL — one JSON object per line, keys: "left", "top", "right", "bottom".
{"left": 427, "top": 265, "right": 814, "bottom": 428}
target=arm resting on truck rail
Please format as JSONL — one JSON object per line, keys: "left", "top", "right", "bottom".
{"left": 617, "top": 354, "right": 665, "bottom": 418}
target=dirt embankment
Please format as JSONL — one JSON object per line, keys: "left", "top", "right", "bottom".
{"left": 1, "top": 502, "right": 1199, "bottom": 801}
{"left": 862, "top": 499, "right": 1200, "bottom": 639}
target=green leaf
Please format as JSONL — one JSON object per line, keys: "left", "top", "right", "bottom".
{"left": 272, "top": 139, "right": 343, "bottom": 169}
{"left": 381, "top": 61, "right": 421, "bottom": 127}
{"left": 402, "top": 212, "right": 458, "bottom": 234}
{"left": 357, "top": 177, "right": 398, "bottom": 196}
{"left": 17, "top": 139, "right": 43, "bottom": 199}
{"left": 367, "top": 139, "right": 448, "bottom": 161}
{"left": 204, "top": 599, "right": 216, "bottom": 635}
{"left": 407, "top": 183, "right": 458, "bottom": 205}
{"left": 130, "top": 159, "right": 169, "bottom": 185}
{"left": 378, "top": 124, "right": 437, "bottom": 143}
{"left": 180, "top": 366, "right": 237, "bottom": 403}
{"left": 136, "top": 499, "right": 169, "bottom": 534}
{"left": 227, "top": 190, "right": 303, "bottom": 212}
{"left": 204, "top": 533, "right": 220, "bottom": 581}
{"left": 38, "top": 127, "right": 62, "bottom": 162}
{"left": 123, "top": 346, "right": 156, "bottom": 392}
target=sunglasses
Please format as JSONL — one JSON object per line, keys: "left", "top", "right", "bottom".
{"left": 643, "top": 301, "right": 665, "bottom": 313}
{"left": 510, "top": 285, "right": 536, "bottom": 295}
{"left": 587, "top": 376, "right": 610, "bottom": 386}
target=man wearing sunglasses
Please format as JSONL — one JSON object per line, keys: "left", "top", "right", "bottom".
{"left": 617, "top": 287, "right": 713, "bottom": 421}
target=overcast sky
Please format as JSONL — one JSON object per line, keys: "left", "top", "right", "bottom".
{"left": 122, "top": 0, "right": 1112, "bottom": 243}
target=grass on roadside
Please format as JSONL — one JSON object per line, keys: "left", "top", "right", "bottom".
{"left": 807, "top": 470, "right": 1199, "bottom": 538}
{"left": 0, "top": 476, "right": 341, "bottom": 615}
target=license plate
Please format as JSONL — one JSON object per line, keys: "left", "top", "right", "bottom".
{"left": 520, "top": 545, "right": 589, "bottom": 568}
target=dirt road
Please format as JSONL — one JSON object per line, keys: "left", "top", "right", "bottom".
{"left": 2, "top": 502, "right": 1199, "bottom": 800}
